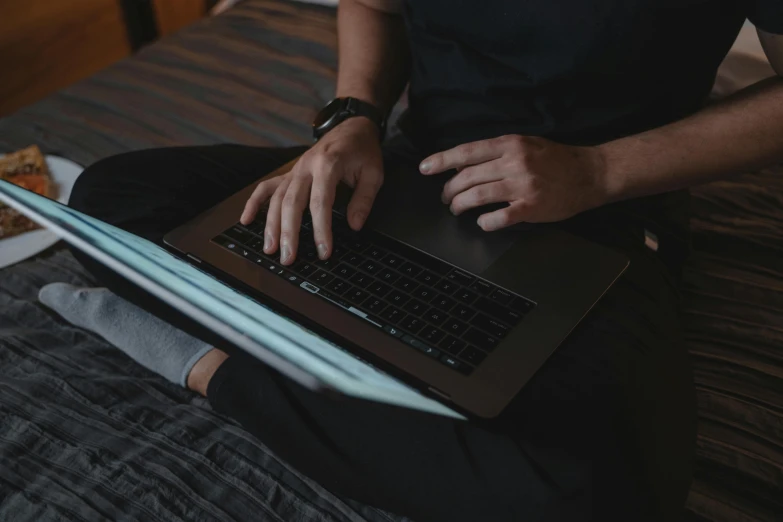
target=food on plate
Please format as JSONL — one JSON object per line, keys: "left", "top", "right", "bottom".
{"left": 0, "top": 145, "right": 53, "bottom": 240}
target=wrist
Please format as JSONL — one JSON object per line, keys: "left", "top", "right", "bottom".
{"left": 331, "top": 115, "right": 381, "bottom": 141}
{"left": 313, "top": 97, "right": 386, "bottom": 142}
{"left": 592, "top": 140, "right": 628, "bottom": 206}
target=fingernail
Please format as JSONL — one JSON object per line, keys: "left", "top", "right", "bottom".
{"left": 263, "top": 233, "right": 272, "bottom": 252}
{"left": 281, "top": 243, "right": 291, "bottom": 264}
{"left": 317, "top": 243, "right": 328, "bottom": 260}
{"left": 441, "top": 192, "right": 448, "bottom": 204}
{"left": 419, "top": 161, "right": 432, "bottom": 173}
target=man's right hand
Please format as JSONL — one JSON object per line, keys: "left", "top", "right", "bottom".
{"left": 240, "top": 117, "right": 384, "bottom": 266}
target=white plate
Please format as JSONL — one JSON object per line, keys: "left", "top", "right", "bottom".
{"left": 0, "top": 155, "right": 84, "bottom": 269}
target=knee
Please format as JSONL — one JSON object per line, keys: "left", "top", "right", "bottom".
{"left": 70, "top": 148, "right": 185, "bottom": 221}
{"left": 70, "top": 151, "right": 140, "bottom": 215}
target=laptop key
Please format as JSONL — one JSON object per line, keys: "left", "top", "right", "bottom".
{"left": 370, "top": 232, "right": 453, "bottom": 275}
{"left": 246, "top": 221, "right": 265, "bottom": 234}
{"left": 439, "top": 336, "right": 466, "bottom": 355}
{"left": 393, "top": 276, "right": 418, "bottom": 293}
{"left": 475, "top": 297, "right": 522, "bottom": 325}
{"left": 293, "top": 261, "right": 318, "bottom": 277}
{"left": 311, "top": 270, "right": 334, "bottom": 285}
{"left": 434, "top": 279, "right": 459, "bottom": 295}
{"left": 365, "top": 298, "right": 387, "bottom": 314}
{"left": 344, "top": 253, "right": 365, "bottom": 266}
{"left": 280, "top": 271, "right": 302, "bottom": 286}
{"left": 489, "top": 288, "right": 514, "bottom": 306}
{"left": 440, "top": 355, "right": 472, "bottom": 375}
{"left": 367, "top": 280, "right": 392, "bottom": 297}
{"left": 454, "top": 288, "right": 478, "bottom": 305}
{"left": 470, "top": 279, "right": 493, "bottom": 295}
{"left": 431, "top": 295, "right": 456, "bottom": 312}
{"left": 470, "top": 313, "right": 511, "bottom": 338}
{"left": 314, "top": 257, "right": 339, "bottom": 270}
{"left": 403, "top": 299, "right": 429, "bottom": 317}
{"left": 399, "top": 262, "right": 422, "bottom": 278}
{"left": 301, "top": 249, "right": 319, "bottom": 262}
{"left": 246, "top": 237, "right": 264, "bottom": 252}
{"left": 462, "top": 328, "right": 499, "bottom": 351}
{"left": 376, "top": 267, "right": 400, "bottom": 284}
{"left": 442, "top": 317, "right": 469, "bottom": 336}
{"left": 387, "top": 289, "right": 410, "bottom": 307}
{"left": 333, "top": 263, "right": 356, "bottom": 279}
{"left": 224, "top": 225, "right": 253, "bottom": 244}
{"left": 380, "top": 306, "right": 405, "bottom": 325}
{"left": 423, "top": 308, "right": 448, "bottom": 326}
{"left": 401, "top": 335, "right": 440, "bottom": 359}
{"left": 381, "top": 253, "right": 404, "bottom": 268}
{"left": 345, "top": 288, "right": 370, "bottom": 305}
{"left": 415, "top": 270, "right": 440, "bottom": 287}
{"left": 383, "top": 324, "right": 405, "bottom": 338}
{"left": 325, "top": 279, "right": 351, "bottom": 296}
{"left": 419, "top": 326, "right": 446, "bottom": 344}
{"left": 399, "top": 315, "right": 425, "bottom": 334}
{"left": 366, "top": 246, "right": 387, "bottom": 260}
{"left": 459, "top": 346, "right": 487, "bottom": 366}
{"left": 331, "top": 245, "right": 347, "bottom": 260}
{"left": 349, "top": 272, "right": 373, "bottom": 288}
{"left": 360, "top": 259, "right": 382, "bottom": 274}
{"left": 446, "top": 269, "right": 474, "bottom": 286}
{"left": 412, "top": 287, "right": 437, "bottom": 302}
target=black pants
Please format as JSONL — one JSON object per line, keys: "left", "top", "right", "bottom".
{"left": 68, "top": 143, "right": 696, "bottom": 522}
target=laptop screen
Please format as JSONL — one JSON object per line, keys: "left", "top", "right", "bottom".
{"left": 0, "top": 179, "right": 463, "bottom": 419}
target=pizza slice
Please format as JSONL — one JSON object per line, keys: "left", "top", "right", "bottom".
{"left": 0, "top": 145, "right": 54, "bottom": 240}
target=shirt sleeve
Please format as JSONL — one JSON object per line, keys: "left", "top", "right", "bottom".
{"left": 748, "top": 0, "right": 783, "bottom": 34}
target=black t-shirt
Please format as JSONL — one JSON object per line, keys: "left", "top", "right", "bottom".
{"left": 399, "top": 0, "right": 783, "bottom": 153}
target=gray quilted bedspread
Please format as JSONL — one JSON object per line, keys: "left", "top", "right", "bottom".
{"left": 0, "top": 1, "right": 781, "bottom": 520}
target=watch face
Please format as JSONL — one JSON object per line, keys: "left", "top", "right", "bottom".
{"left": 313, "top": 98, "right": 343, "bottom": 130}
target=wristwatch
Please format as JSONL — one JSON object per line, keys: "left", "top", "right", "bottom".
{"left": 312, "top": 97, "right": 386, "bottom": 142}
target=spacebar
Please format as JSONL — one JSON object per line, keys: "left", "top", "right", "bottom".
{"left": 369, "top": 232, "right": 453, "bottom": 275}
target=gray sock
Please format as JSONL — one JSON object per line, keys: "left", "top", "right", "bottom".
{"left": 39, "top": 283, "right": 213, "bottom": 387}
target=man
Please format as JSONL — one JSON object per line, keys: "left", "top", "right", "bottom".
{"left": 39, "top": 1, "right": 783, "bottom": 520}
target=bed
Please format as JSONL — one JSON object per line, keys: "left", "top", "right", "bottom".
{"left": 1, "top": 1, "right": 781, "bottom": 520}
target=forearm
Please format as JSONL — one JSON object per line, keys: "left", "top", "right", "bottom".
{"left": 599, "top": 76, "right": 783, "bottom": 203}
{"left": 336, "top": 0, "right": 410, "bottom": 114}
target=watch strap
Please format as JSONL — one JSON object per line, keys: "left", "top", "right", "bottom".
{"left": 314, "top": 97, "right": 386, "bottom": 141}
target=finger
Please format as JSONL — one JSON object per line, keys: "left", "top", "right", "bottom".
{"left": 310, "top": 168, "right": 340, "bottom": 260}
{"left": 241, "top": 176, "right": 284, "bottom": 225}
{"left": 279, "top": 174, "right": 312, "bottom": 265}
{"left": 441, "top": 159, "right": 505, "bottom": 204}
{"left": 346, "top": 167, "right": 383, "bottom": 231}
{"left": 263, "top": 176, "right": 291, "bottom": 254}
{"left": 477, "top": 202, "right": 530, "bottom": 232}
{"left": 450, "top": 181, "right": 509, "bottom": 216}
{"left": 419, "top": 138, "right": 504, "bottom": 175}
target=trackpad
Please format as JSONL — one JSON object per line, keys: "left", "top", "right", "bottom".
{"left": 359, "top": 165, "right": 522, "bottom": 275}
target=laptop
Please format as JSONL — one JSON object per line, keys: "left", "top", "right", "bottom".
{"left": 0, "top": 157, "right": 627, "bottom": 420}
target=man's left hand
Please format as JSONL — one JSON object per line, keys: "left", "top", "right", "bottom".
{"left": 419, "top": 135, "right": 609, "bottom": 231}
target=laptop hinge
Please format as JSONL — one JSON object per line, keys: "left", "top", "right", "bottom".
{"left": 186, "top": 253, "right": 202, "bottom": 263}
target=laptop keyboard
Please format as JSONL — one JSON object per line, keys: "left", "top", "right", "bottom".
{"left": 211, "top": 210, "right": 535, "bottom": 376}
